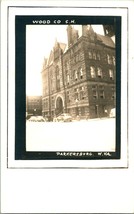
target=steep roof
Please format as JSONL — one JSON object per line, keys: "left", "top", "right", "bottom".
{"left": 59, "top": 42, "right": 67, "bottom": 53}
{"left": 45, "top": 42, "right": 67, "bottom": 67}
{"left": 97, "top": 34, "right": 115, "bottom": 48}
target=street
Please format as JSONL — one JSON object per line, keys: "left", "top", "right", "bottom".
{"left": 26, "top": 118, "right": 115, "bottom": 152}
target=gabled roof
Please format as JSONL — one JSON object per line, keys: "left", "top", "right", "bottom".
{"left": 59, "top": 42, "right": 67, "bottom": 53}
{"left": 45, "top": 42, "right": 67, "bottom": 67}
{"left": 97, "top": 34, "right": 115, "bottom": 48}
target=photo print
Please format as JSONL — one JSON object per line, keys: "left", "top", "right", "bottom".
{"left": 14, "top": 15, "right": 121, "bottom": 161}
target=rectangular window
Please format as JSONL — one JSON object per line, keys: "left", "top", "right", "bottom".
{"left": 93, "top": 90, "right": 98, "bottom": 99}
{"left": 92, "top": 85, "right": 97, "bottom": 99}
{"left": 67, "top": 91, "right": 70, "bottom": 103}
{"left": 100, "top": 90, "right": 105, "bottom": 98}
{"left": 79, "top": 68, "right": 83, "bottom": 79}
{"left": 113, "top": 56, "right": 116, "bottom": 65}
{"left": 74, "top": 88, "right": 79, "bottom": 100}
{"left": 93, "top": 51, "right": 96, "bottom": 60}
{"left": 80, "top": 86, "right": 84, "bottom": 100}
{"left": 111, "top": 86, "right": 116, "bottom": 99}
{"left": 74, "top": 70, "right": 78, "bottom": 81}
{"left": 109, "top": 69, "right": 114, "bottom": 80}
{"left": 107, "top": 54, "right": 113, "bottom": 64}
{"left": 97, "top": 67, "right": 102, "bottom": 78}
{"left": 99, "top": 86, "right": 105, "bottom": 99}
{"left": 51, "top": 97, "right": 55, "bottom": 108}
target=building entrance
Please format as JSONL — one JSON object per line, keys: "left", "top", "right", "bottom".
{"left": 55, "top": 97, "right": 63, "bottom": 116}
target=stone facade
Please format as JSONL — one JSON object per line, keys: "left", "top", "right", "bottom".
{"left": 42, "top": 25, "right": 116, "bottom": 120}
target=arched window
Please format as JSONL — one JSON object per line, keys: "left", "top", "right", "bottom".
{"left": 89, "top": 51, "right": 92, "bottom": 59}
{"left": 90, "top": 66, "right": 96, "bottom": 78}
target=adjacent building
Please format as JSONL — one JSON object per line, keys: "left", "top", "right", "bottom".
{"left": 26, "top": 96, "right": 42, "bottom": 116}
{"left": 41, "top": 25, "right": 116, "bottom": 120}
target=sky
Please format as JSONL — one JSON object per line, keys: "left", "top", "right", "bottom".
{"left": 26, "top": 25, "right": 104, "bottom": 96}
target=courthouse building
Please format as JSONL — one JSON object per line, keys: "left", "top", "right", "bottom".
{"left": 41, "top": 25, "right": 116, "bottom": 119}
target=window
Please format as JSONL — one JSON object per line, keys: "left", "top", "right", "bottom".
{"left": 45, "top": 99, "right": 48, "bottom": 109}
{"left": 97, "top": 67, "right": 102, "bottom": 78}
{"left": 56, "top": 66, "right": 60, "bottom": 90}
{"left": 74, "top": 70, "right": 78, "bottom": 81}
{"left": 113, "top": 56, "right": 115, "bottom": 65}
{"left": 51, "top": 97, "right": 55, "bottom": 108}
{"left": 79, "top": 68, "right": 83, "bottom": 79}
{"left": 92, "top": 85, "right": 97, "bottom": 89}
{"left": 99, "top": 86, "right": 105, "bottom": 99}
{"left": 100, "top": 90, "right": 105, "bottom": 98}
{"left": 90, "top": 66, "right": 96, "bottom": 78}
{"left": 93, "top": 51, "right": 96, "bottom": 60}
{"left": 109, "top": 69, "right": 114, "bottom": 80}
{"left": 51, "top": 79, "right": 54, "bottom": 92}
{"left": 111, "top": 86, "right": 116, "bottom": 99}
{"left": 80, "top": 86, "right": 84, "bottom": 100}
{"left": 74, "top": 88, "right": 79, "bottom": 100}
{"left": 89, "top": 51, "right": 92, "bottom": 59}
{"left": 97, "top": 53, "right": 101, "bottom": 60}
{"left": 67, "top": 91, "right": 70, "bottom": 103}
{"left": 93, "top": 90, "right": 98, "bottom": 99}
{"left": 107, "top": 54, "right": 112, "bottom": 64}
{"left": 92, "top": 85, "right": 98, "bottom": 99}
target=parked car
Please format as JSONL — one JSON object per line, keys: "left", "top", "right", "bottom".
{"left": 109, "top": 108, "right": 115, "bottom": 118}
{"left": 28, "top": 116, "right": 46, "bottom": 122}
{"left": 54, "top": 113, "right": 72, "bottom": 122}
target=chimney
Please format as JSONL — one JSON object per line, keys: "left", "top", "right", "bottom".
{"left": 67, "top": 25, "right": 73, "bottom": 47}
